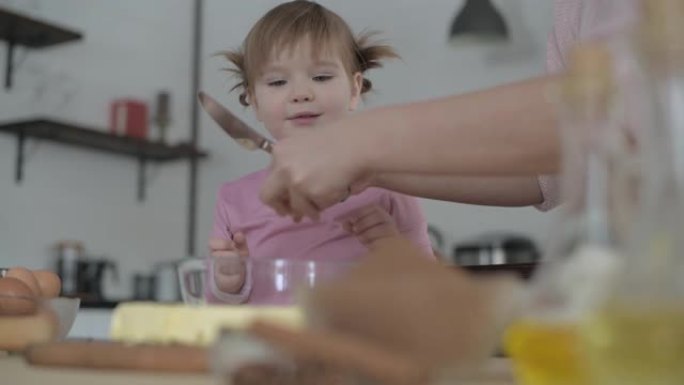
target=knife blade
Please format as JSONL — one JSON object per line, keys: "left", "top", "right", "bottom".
{"left": 198, "top": 91, "right": 274, "bottom": 153}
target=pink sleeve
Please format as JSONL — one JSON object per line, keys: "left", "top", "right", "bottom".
{"left": 537, "top": 0, "right": 639, "bottom": 211}
{"left": 546, "top": 0, "right": 638, "bottom": 73}
{"left": 535, "top": 175, "right": 561, "bottom": 211}
{"left": 212, "top": 184, "right": 234, "bottom": 240}
{"left": 387, "top": 193, "right": 435, "bottom": 258}
{"left": 536, "top": 0, "right": 582, "bottom": 211}
{"left": 547, "top": 0, "right": 582, "bottom": 75}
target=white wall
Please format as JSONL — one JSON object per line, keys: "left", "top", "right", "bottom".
{"left": 0, "top": 0, "right": 559, "bottom": 299}
{"left": 0, "top": 0, "right": 194, "bottom": 298}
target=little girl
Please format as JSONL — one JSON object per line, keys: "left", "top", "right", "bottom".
{"left": 208, "top": 0, "right": 434, "bottom": 304}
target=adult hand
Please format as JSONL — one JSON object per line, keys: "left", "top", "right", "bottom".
{"left": 305, "top": 237, "right": 525, "bottom": 370}
{"left": 260, "top": 125, "right": 373, "bottom": 221}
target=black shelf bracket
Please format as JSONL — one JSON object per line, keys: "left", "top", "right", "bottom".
{"left": 137, "top": 156, "right": 147, "bottom": 202}
{"left": 1, "top": 6, "right": 84, "bottom": 90}
{"left": 15, "top": 127, "right": 24, "bottom": 182}
{"left": 4, "top": 39, "right": 15, "bottom": 89}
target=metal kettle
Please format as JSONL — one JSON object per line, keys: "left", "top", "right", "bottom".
{"left": 54, "top": 240, "right": 84, "bottom": 296}
{"left": 76, "top": 259, "right": 118, "bottom": 301}
{"left": 153, "top": 260, "right": 184, "bottom": 302}
{"left": 452, "top": 232, "right": 540, "bottom": 266}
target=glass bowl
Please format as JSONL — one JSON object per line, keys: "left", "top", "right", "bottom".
{"left": 178, "top": 257, "right": 354, "bottom": 306}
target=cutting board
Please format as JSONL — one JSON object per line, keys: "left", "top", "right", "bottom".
{"left": 24, "top": 341, "right": 208, "bottom": 372}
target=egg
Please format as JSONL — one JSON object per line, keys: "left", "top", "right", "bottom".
{"left": 33, "top": 270, "right": 62, "bottom": 298}
{"left": 0, "top": 277, "right": 38, "bottom": 316}
{"left": 0, "top": 307, "right": 58, "bottom": 350}
{"left": 5, "top": 267, "right": 41, "bottom": 297}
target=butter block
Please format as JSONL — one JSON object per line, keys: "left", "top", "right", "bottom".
{"left": 110, "top": 302, "right": 303, "bottom": 346}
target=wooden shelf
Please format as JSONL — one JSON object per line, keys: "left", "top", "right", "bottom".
{"left": 0, "top": 118, "right": 209, "bottom": 201}
{"left": 0, "top": 7, "right": 82, "bottom": 47}
{"left": 0, "top": 6, "right": 83, "bottom": 88}
{"left": 0, "top": 118, "right": 207, "bottom": 161}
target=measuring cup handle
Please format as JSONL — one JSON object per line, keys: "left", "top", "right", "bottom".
{"left": 177, "top": 258, "right": 207, "bottom": 305}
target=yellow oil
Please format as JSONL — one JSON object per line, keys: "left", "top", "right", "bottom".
{"left": 582, "top": 302, "right": 684, "bottom": 385}
{"left": 504, "top": 319, "right": 591, "bottom": 385}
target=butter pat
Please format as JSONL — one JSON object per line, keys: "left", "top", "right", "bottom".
{"left": 110, "top": 302, "right": 303, "bottom": 346}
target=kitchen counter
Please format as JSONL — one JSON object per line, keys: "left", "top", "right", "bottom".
{"left": 1, "top": 353, "right": 515, "bottom": 385}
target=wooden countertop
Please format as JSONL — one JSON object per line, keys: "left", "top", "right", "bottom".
{"left": 0, "top": 354, "right": 213, "bottom": 385}
{"left": 1, "top": 352, "right": 515, "bottom": 385}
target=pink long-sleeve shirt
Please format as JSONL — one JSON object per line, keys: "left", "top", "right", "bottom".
{"left": 536, "top": 0, "right": 639, "bottom": 211}
{"left": 209, "top": 169, "right": 434, "bottom": 304}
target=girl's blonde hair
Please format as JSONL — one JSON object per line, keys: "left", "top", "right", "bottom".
{"left": 221, "top": 0, "right": 398, "bottom": 106}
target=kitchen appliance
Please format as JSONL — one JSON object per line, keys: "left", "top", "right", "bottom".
{"left": 153, "top": 260, "right": 183, "bottom": 302}
{"left": 54, "top": 240, "right": 84, "bottom": 296}
{"left": 130, "top": 261, "right": 184, "bottom": 302}
{"left": 75, "top": 259, "right": 118, "bottom": 301}
{"left": 54, "top": 241, "right": 118, "bottom": 300}
{"left": 198, "top": 91, "right": 274, "bottom": 153}
{"left": 452, "top": 233, "right": 540, "bottom": 266}
{"left": 133, "top": 273, "right": 156, "bottom": 301}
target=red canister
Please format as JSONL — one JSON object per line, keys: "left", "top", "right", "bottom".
{"left": 110, "top": 99, "right": 149, "bottom": 139}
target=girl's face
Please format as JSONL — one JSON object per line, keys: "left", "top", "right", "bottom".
{"left": 249, "top": 39, "right": 362, "bottom": 140}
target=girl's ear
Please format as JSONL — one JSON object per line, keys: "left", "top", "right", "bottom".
{"left": 349, "top": 72, "right": 363, "bottom": 111}
{"left": 239, "top": 92, "right": 250, "bottom": 107}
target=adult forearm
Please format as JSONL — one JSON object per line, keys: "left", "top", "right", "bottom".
{"left": 374, "top": 173, "right": 543, "bottom": 206}
{"left": 352, "top": 76, "right": 561, "bottom": 177}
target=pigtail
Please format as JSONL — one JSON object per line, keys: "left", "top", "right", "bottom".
{"left": 217, "top": 50, "right": 251, "bottom": 106}
{"left": 354, "top": 31, "right": 400, "bottom": 94}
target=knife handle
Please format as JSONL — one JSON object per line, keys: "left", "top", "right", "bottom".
{"left": 260, "top": 139, "right": 274, "bottom": 153}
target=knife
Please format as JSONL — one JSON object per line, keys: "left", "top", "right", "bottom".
{"left": 198, "top": 91, "right": 274, "bottom": 153}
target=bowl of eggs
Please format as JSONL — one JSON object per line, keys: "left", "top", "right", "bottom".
{"left": 0, "top": 267, "right": 80, "bottom": 351}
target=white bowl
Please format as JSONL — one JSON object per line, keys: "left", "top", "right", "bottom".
{"left": 45, "top": 297, "right": 80, "bottom": 339}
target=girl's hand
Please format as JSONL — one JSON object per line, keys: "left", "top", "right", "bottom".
{"left": 208, "top": 232, "right": 249, "bottom": 293}
{"left": 342, "top": 204, "right": 399, "bottom": 247}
